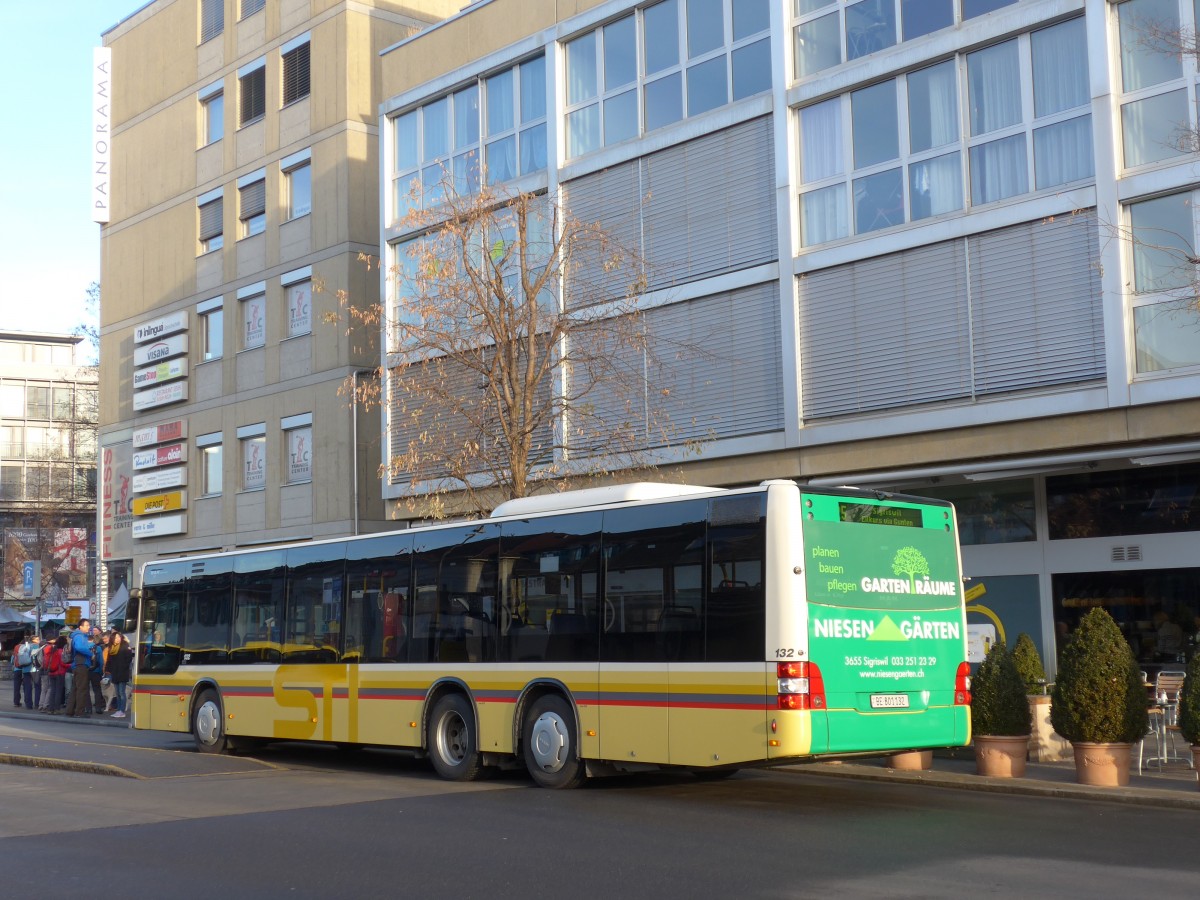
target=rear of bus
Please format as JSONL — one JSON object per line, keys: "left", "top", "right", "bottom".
{"left": 797, "top": 489, "right": 970, "bottom": 756}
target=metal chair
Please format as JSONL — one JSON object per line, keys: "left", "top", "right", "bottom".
{"left": 1144, "top": 670, "right": 1190, "bottom": 771}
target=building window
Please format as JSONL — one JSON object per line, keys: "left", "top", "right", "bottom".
{"left": 198, "top": 298, "right": 223, "bottom": 361}
{"left": 1, "top": 465, "right": 21, "bottom": 500}
{"left": 1118, "top": 0, "right": 1191, "bottom": 169}
{"left": 283, "top": 269, "right": 312, "bottom": 337}
{"left": 238, "top": 171, "right": 266, "bottom": 237}
{"left": 200, "top": 84, "right": 224, "bottom": 146}
{"left": 198, "top": 433, "right": 223, "bottom": 496}
{"left": 282, "top": 37, "right": 311, "bottom": 106}
{"left": 797, "top": 17, "right": 1091, "bottom": 246}
{"left": 240, "top": 428, "right": 266, "bottom": 490}
{"left": 283, "top": 151, "right": 311, "bottom": 219}
{"left": 1128, "top": 190, "right": 1200, "bottom": 373}
{"left": 198, "top": 190, "right": 224, "bottom": 253}
{"left": 241, "top": 0, "right": 265, "bottom": 18}
{"left": 283, "top": 415, "right": 312, "bottom": 483}
{"left": 793, "top": 0, "right": 1015, "bottom": 78}
{"left": 392, "top": 54, "right": 546, "bottom": 212}
{"left": 200, "top": 0, "right": 223, "bottom": 44}
{"left": 1, "top": 425, "right": 22, "bottom": 457}
{"left": 563, "top": 0, "right": 770, "bottom": 158}
{"left": 239, "top": 59, "right": 266, "bottom": 126}
{"left": 26, "top": 385, "right": 50, "bottom": 419}
{"left": 0, "top": 383, "right": 23, "bottom": 417}
{"left": 240, "top": 289, "right": 266, "bottom": 350}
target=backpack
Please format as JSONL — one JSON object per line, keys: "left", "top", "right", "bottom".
{"left": 61, "top": 637, "right": 74, "bottom": 666}
{"left": 15, "top": 641, "right": 33, "bottom": 667}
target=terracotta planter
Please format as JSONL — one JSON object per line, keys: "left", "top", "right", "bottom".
{"left": 1071, "top": 742, "right": 1133, "bottom": 787}
{"left": 974, "top": 734, "right": 1029, "bottom": 777}
{"left": 885, "top": 750, "right": 932, "bottom": 771}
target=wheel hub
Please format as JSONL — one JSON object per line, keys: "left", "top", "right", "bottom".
{"left": 529, "top": 711, "right": 569, "bottom": 772}
{"left": 195, "top": 700, "right": 220, "bottom": 746}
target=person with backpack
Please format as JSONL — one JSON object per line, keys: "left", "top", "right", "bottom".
{"left": 87, "top": 628, "right": 107, "bottom": 714}
{"left": 11, "top": 632, "right": 36, "bottom": 710}
{"left": 28, "top": 635, "right": 43, "bottom": 710}
{"left": 64, "top": 621, "right": 95, "bottom": 718}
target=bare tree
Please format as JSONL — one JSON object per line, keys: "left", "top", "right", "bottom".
{"left": 327, "top": 179, "right": 697, "bottom": 517}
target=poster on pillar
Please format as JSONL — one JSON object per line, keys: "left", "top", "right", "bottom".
{"left": 964, "top": 573, "right": 1045, "bottom": 668}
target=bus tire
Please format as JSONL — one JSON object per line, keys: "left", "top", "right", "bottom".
{"left": 523, "top": 695, "right": 585, "bottom": 789}
{"left": 192, "top": 689, "right": 229, "bottom": 755}
{"left": 427, "top": 693, "right": 482, "bottom": 781}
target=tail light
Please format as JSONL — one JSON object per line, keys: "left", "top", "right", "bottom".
{"left": 954, "top": 661, "right": 972, "bottom": 705}
{"left": 777, "top": 661, "right": 825, "bottom": 710}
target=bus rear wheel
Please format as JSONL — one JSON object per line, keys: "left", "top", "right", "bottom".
{"left": 427, "top": 694, "right": 483, "bottom": 781}
{"left": 523, "top": 695, "right": 585, "bottom": 789}
{"left": 192, "top": 689, "right": 228, "bottom": 754}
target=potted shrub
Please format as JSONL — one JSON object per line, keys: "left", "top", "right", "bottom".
{"left": 1175, "top": 652, "right": 1200, "bottom": 787}
{"left": 1012, "top": 633, "right": 1047, "bottom": 694}
{"left": 1050, "top": 608, "right": 1148, "bottom": 786}
{"left": 971, "top": 641, "right": 1032, "bottom": 777}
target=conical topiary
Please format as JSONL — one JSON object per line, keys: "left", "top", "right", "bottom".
{"left": 1012, "top": 632, "right": 1047, "bottom": 695}
{"left": 1050, "top": 608, "right": 1148, "bottom": 744}
{"left": 1177, "top": 653, "right": 1200, "bottom": 746}
{"left": 971, "top": 641, "right": 1032, "bottom": 736}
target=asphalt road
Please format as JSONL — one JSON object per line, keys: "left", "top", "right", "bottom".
{"left": 0, "top": 717, "right": 1195, "bottom": 899}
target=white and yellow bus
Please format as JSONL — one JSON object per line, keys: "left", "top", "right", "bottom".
{"left": 127, "top": 480, "right": 971, "bottom": 787}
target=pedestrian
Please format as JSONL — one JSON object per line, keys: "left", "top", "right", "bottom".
{"left": 44, "top": 635, "right": 67, "bottom": 714}
{"left": 11, "top": 631, "right": 36, "bottom": 710}
{"left": 34, "top": 636, "right": 52, "bottom": 710}
{"left": 87, "top": 627, "right": 107, "bottom": 714}
{"left": 64, "top": 620, "right": 95, "bottom": 718}
{"left": 28, "top": 634, "right": 43, "bottom": 710}
{"left": 106, "top": 631, "right": 133, "bottom": 718}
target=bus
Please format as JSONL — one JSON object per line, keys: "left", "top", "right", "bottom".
{"left": 125, "top": 480, "right": 970, "bottom": 787}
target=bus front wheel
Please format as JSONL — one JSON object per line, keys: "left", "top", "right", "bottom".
{"left": 523, "top": 695, "right": 585, "bottom": 789}
{"left": 427, "top": 693, "right": 483, "bottom": 781}
{"left": 192, "top": 689, "right": 229, "bottom": 754}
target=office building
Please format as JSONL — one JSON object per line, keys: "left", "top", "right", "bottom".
{"left": 377, "top": 0, "right": 1200, "bottom": 670}
{"left": 97, "top": 0, "right": 461, "bottom": 602}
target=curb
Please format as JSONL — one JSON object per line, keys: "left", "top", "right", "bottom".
{"left": 789, "top": 761, "right": 1200, "bottom": 811}
{"left": 0, "top": 752, "right": 143, "bottom": 779}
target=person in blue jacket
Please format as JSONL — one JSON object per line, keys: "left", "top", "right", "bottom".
{"left": 64, "top": 620, "right": 96, "bottom": 718}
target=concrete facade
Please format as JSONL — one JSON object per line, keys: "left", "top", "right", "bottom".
{"left": 97, "top": 0, "right": 459, "bottom": 597}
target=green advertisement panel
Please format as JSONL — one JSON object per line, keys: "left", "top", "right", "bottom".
{"left": 801, "top": 493, "right": 969, "bottom": 752}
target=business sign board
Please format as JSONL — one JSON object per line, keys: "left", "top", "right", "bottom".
{"left": 132, "top": 491, "right": 187, "bottom": 516}
{"left": 133, "top": 357, "right": 188, "bottom": 390}
{"left": 132, "top": 420, "right": 187, "bottom": 449}
{"left": 100, "top": 441, "right": 134, "bottom": 562}
{"left": 132, "top": 467, "right": 187, "bottom": 493}
{"left": 132, "top": 442, "right": 187, "bottom": 471}
{"left": 133, "top": 380, "right": 188, "bottom": 411}
{"left": 92, "top": 48, "right": 111, "bottom": 223}
{"left": 133, "top": 334, "right": 189, "bottom": 367}
{"left": 134, "top": 310, "right": 188, "bottom": 345}
{"left": 132, "top": 514, "right": 186, "bottom": 539}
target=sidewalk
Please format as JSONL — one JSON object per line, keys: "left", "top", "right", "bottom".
{"left": 792, "top": 746, "right": 1200, "bottom": 810}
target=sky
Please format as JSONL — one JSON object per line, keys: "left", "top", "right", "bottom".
{"left": 0, "top": 1, "right": 143, "bottom": 342}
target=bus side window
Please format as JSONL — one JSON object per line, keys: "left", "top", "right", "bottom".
{"left": 707, "top": 495, "right": 766, "bottom": 662}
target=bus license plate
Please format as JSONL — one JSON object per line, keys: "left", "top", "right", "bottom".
{"left": 870, "top": 694, "right": 910, "bottom": 709}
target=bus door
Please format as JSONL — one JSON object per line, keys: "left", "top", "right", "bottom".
{"left": 280, "top": 545, "right": 350, "bottom": 743}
